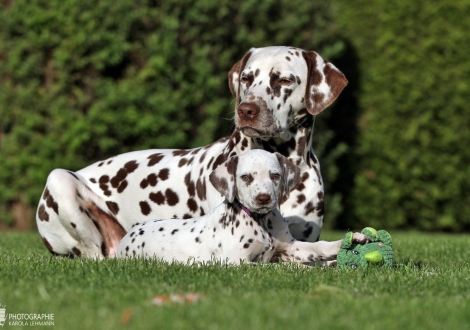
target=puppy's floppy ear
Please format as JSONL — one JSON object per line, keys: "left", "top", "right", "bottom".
{"left": 275, "top": 153, "right": 300, "bottom": 203}
{"left": 302, "top": 51, "right": 348, "bottom": 115}
{"left": 228, "top": 50, "right": 253, "bottom": 108}
{"left": 209, "top": 155, "right": 239, "bottom": 203}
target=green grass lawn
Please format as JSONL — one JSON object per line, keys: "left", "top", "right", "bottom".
{"left": 1, "top": 231, "right": 469, "bottom": 330}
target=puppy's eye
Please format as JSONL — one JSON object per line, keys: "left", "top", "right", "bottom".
{"left": 270, "top": 173, "right": 281, "bottom": 180}
{"left": 278, "top": 78, "right": 293, "bottom": 86}
{"left": 241, "top": 175, "right": 249, "bottom": 181}
{"left": 240, "top": 76, "right": 249, "bottom": 84}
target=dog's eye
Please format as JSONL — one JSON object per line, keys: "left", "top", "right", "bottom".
{"left": 270, "top": 173, "right": 281, "bottom": 180}
{"left": 240, "top": 76, "right": 249, "bottom": 84}
{"left": 241, "top": 175, "right": 249, "bottom": 181}
{"left": 278, "top": 78, "right": 293, "bottom": 85}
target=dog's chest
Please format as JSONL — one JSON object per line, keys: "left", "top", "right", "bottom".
{"left": 223, "top": 212, "right": 275, "bottom": 262}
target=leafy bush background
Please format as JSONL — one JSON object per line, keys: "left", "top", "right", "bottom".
{"left": 1, "top": 0, "right": 468, "bottom": 232}
{"left": 0, "top": 0, "right": 348, "bottom": 228}
{"left": 334, "top": 0, "right": 470, "bottom": 231}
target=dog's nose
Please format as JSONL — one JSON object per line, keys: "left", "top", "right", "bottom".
{"left": 256, "top": 193, "right": 272, "bottom": 205}
{"left": 238, "top": 103, "right": 259, "bottom": 121}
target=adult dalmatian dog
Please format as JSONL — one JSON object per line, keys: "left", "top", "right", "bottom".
{"left": 36, "top": 46, "right": 348, "bottom": 258}
{"left": 118, "top": 150, "right": 367, "bottom": 264}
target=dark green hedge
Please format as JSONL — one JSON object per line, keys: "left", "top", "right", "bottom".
{"left": 0, "top": 0, "right": 349, "bottom": 227}
{"left": 334, "top": 1, "right": 470, "bottom": 231}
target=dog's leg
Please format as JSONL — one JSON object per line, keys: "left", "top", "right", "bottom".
{"left": 272, "top": 232, "right": 369, "bottom": 263}
{"left": 37, "top": 169, "right": 124, "bottom": 258}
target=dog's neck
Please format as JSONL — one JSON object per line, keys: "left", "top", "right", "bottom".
{"left": 234, "top": 198, "right": 272, "bottom": 220}
{"left": 220, "top": 200, "right": 270, "bottom": 229}
{"left": 221, "top": 115, "right": 315, "bottom": 166}
{"left": 244, "top": 115, "right": 315, "bottom": 166}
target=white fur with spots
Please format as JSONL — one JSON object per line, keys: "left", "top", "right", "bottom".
{"left": 36, "top": 46, "right": 348, "bottom": 258}
{"left": 117, "top": 150, "right": 367, "bottom": 264}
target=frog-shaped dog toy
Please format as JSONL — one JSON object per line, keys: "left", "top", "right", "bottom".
{"left": 337, "top": 227, "right": 393, "bottom": 269}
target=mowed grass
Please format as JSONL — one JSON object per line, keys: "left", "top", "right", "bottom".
{"left": 1, "top": 231, "right": 469, "bottom": 330}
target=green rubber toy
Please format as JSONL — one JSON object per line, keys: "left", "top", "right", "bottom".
{"left": 337, "top": 227, "right": 393, "bottom": 269}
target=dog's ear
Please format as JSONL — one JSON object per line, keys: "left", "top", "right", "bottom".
{"left": 275, "top": 153, "right": 300, "bottom": 203}
{"left": 228, "top": 50, "right": 253, "bottom": 108}
{"left": 302, "top": 51, "right": 348, "bottom": 115}
{"left": 209, "top": 156, "right": 239, "bottom": 203}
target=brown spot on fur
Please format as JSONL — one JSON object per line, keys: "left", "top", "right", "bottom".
{"left": 149, "top": 191, "right": 165, "bottom": 205}
{"left": 304, "top": 201, "right": 315, "bottom": 215}
{"left": 147, "top": 153, "right": 164, "bottom": 166}
{"left": 242, "top": 138, "right": 248, "bottom": 148}
{"left": 159, "top": 168, "right": 170, "bottom": 180}
{"left": 41, "top": 236, "right": 54, "bottom": 252}
{"left": 139, "top": 201, "right": 151, "bottom": 215}
{"left": 316, "top": 200, "right": 324, "bottom": 216}
{"left": 178, "top": 158, "right": 188, "bottom": 167}
{"left": 147, "top": 174, "right": 158, "bottom": 186}
{"left": 172, "top": 149, "right": 191, "bottom": 157}
{"left": 165, "top": 189, "right": 179, "bottom": 206}
{"left": 212, "top": 154, "right": 227, "bottom": 171}
{"left": 313, "top": 166, "right": 322, "bottom": 181}
{"left": 296, "top": 135, "right": 307, "bottom": 157}
{"left": 269, "top": 68, "right": 282, "bottom": 97}
{"left": 72, "top": 247, "right": 82, "bottom": 257}
{"left": 301, "top": 172, "right": 309, "bottom": 182}
{"left": 196, "top": 178, "right": 207, "bottom": 201}
{"left": 38, "top": 204, "right": 49, "bottom": 221}
{"left": 124, "top": 160, "right": 138, "bottom": 173}
{"left": 110, "top": 168, "right": 127, "bottom": 188}
{"left": 106, "top": 201, "right": 119, "bottom": 215}
{"left": 283, "top": 88, "right": 293, "bottom": 104}
{"left": 187, "top": 198, "right": 198, "bottom": 212}
{"left": 199, "top": 151, "right": 207, "bottom": 163}
{"left": 296, "top": 194, "right": 306, "bottom": 204}
{"left": 185, "top": 173, "right": 196, "bottom": 197}
{"left": 99, "top": 175, "right": 110, "bottom": 184}
{"left": 295, "top": 182, "right": 305, "bottom": 191}
{"left": 44, "top": 190, "right": 59, "bottom": 215}
{"left": 117, "top": 180, "right": 128, "bottom": 193}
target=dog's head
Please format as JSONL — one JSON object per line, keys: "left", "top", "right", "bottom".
{"left": 229, "top": 46, "right": 347, "bottom": 138}
{"left": 209, "top": 150, "right": 300, "bottom": 214}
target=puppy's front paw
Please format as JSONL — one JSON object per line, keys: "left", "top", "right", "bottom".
{"left": 352, "top": 232, "right": 370, "bottom": 245}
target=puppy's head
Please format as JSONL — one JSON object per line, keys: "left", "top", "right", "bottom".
{"left": 209, "top": 150, "right": 300, "bottom": 214}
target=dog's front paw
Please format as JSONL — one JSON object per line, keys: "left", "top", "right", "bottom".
{"left": 352, "top": 232, "right": 370, "bottom": 245}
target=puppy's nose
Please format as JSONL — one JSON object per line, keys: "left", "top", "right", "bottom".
{"left": 256, "top": 193, "right": 271, "bottom": 205}
{"left": 238, "top": 103, "right": 259, "bottom": 121}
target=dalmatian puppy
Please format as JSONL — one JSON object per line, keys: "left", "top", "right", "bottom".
{"left": 36, "top": 46, "right": 348, "bottom": 258}
{"left": 117, "top": 150, "right": 367, "bottom": 264}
